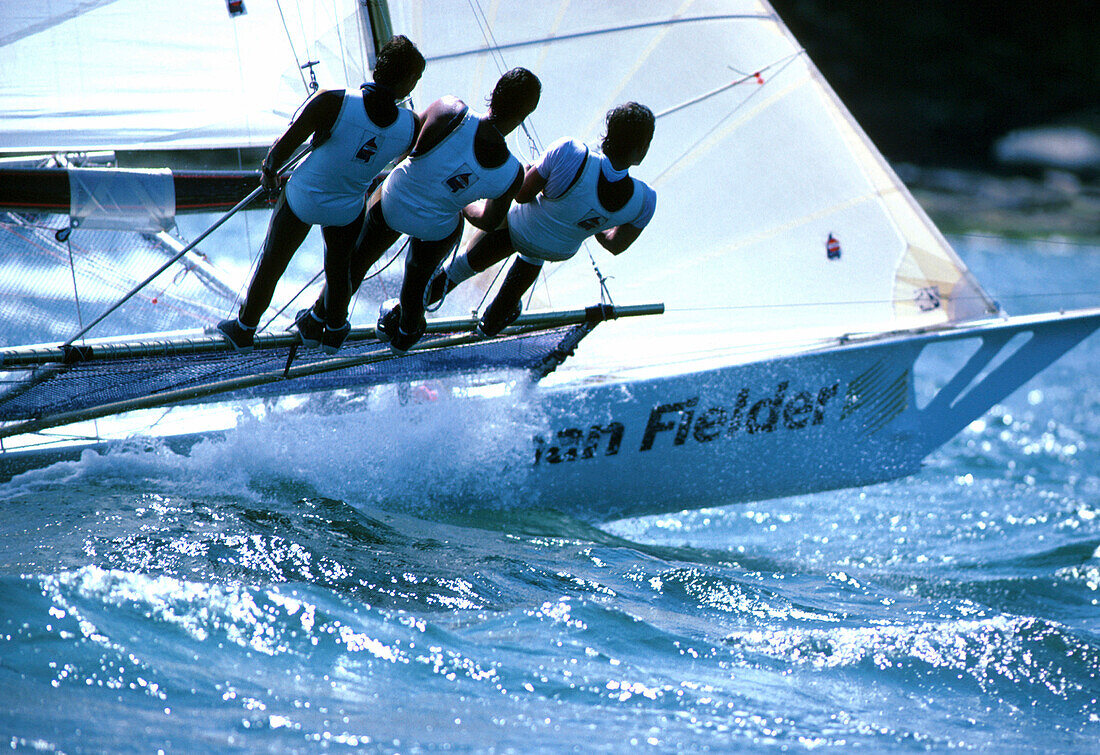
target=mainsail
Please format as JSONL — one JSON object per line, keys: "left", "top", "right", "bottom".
{"left": 0, "top": 1, "right": 377, "bottom": 348}
{"left": 0, "top": 0, "right": 373, "bottom": 152}
{"left": 384, "top": 0, "right": 1000, "bottom": 375}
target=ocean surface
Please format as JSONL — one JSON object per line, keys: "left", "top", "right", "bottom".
{"left": 2, "top": 234, "right": 1099, "bottom": 752}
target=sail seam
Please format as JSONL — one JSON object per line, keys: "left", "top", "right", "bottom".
{"left": 424, "top": 14, "right": 773, "bottom": 62}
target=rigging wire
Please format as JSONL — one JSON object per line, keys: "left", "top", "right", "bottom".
{"left": 328, "top": 0, "right": 351, "bottom": 86}
{"left": 466, "top": 0, "right": 509, "bottom": 74}
{"left": 465, "top": 0, "right": 541, "bottom": 154}
{"left": 464, "top": 0, "right": 616, "bottom": 308}
{"left": 225, "top": 2, "right": 263, "bottom": 254}
{"left": 460, "top": 0, "right": 573, "bottom": 308}
{"left": 661, "top": 288, "right": 1100, "bottom": 313}
{"left": 260, "top": 239, "right": 408, "bottom": 333}
{"left": 653, "top": 51, "right": 805, "bottom": 186}
{"left": 61, "top": 231, "right": 103, "bottom": 442}
{"left": 292, "top": 0, "right": 315, "bottom": 72}
{"left": 275, "top": 0, "right": 313, "bottom": 94}
{"left": 956, "top": 231, "right": 1100, "bottom": 250}
{"left": 64, "top": 236, "right": 85, "bottom": 337}
{"left": 653, "top": 51, "right": 803, "bottom": 122}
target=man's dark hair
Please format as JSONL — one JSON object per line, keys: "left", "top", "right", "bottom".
{"left": 488, "top": 67, "right": 541, "bottom": 122}
{"left": 603, "top": 102, "right": 655, "bottom": 157}
{"left": 374, "top": 35, "right": 425, "bottom": 89}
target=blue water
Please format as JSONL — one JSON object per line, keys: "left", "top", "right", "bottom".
{"left": 2, "top": 235, "right": 1099, "bottom": 752}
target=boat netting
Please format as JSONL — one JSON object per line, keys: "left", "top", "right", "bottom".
{"left": 0, "top": 210, "right": 237, "bottom": 348}
{"left": 0, "top": 319, "right": 602, "bottom": 429}
{"left": 0, "top": 202, "right": 661, "bottom": 437}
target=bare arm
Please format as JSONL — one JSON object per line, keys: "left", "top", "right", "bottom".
{"left": 594, "top": 223, "right": 644, "bottom": 255}
{"left": 410, "top": 96, "right": 467, "bottom": 154}
{"left": 261, "top": 90, "right": 342, "bottom": 188}
{"left": 514, "top": 164, "right": 547, "bottom": 204}
{"left": 402, "top": 111, "right": 424, "bottom": 160}
{"left": 463, "top": 165, "right": 524, "bottom": 231}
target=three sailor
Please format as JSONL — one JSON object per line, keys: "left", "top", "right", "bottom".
{"left": 219, "top": 39, "right": 655, "bottom": 355}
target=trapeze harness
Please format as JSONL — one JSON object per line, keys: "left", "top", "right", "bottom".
{"left": 285, "top": 88, "right": 416, "bottom": 227}
{"left": 508, "top": 141, "right": 655, "bottom": 263}
{"left": 380, "top": 108, "right": 521, "bottom": 241}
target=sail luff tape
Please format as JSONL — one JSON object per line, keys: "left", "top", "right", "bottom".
{"left": 68, "top": 167, "right": 175, "bottom": 233}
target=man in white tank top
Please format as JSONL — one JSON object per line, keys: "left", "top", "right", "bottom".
{"left": 216, "top": 36, "right": 425, "bottom": 354}
{"left": 427, "top": 103, "right": 657, "bottom": 337}
{"left": 306, "top": 68, "right": 542, "bottom": 354}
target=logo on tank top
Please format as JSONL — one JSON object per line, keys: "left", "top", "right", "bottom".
{"left": 576, "top": 210, "right": 607, "bottom": 231}
{"left": 355, "top": 137, "right": 380, "bottom": 163}
{"left": 445, "top": 164, "right": 479, "bottom": 193}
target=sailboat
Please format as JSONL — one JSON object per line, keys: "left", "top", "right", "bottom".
{"left": 1, "top": 1, "right": 1096, "bottom": 520}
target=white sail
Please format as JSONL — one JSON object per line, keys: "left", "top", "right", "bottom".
{"left": 386, "top": 0, "right": 1000, "bottom": 375}
{"left": 0, "top": 0, "right": 373, "bottom": 152}
{"left": 0, "top": 0, "right": 1001, "bottom": 367}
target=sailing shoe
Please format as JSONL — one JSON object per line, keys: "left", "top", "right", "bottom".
{"left": 215, "top": 318, "right": 255, "bottom": 354}
{"left": 375, "top": 299, "right": 400, "bottom": 343}
{"left": 321, "top": 321, "right": 350, "bottom": 355}
{"left": 376, "top": 298, "right": 425, "bottom": 355}
{"left": 476, "top": 302, "right": 521, "bottom": 338}
{"left": 294, "top": 308, "right": 324, "bottom": 347}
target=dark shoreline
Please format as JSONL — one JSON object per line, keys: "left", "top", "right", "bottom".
{"left": 901, "top": 164, "right": 1100, "bottom": 241}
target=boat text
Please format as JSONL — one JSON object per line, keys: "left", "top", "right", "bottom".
{"left": 533, "top": 380, "right": 840, "bottom": 465}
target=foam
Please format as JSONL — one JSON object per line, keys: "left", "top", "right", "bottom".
{"left": 1, "top": 377, "right": 553, "bottom": 515}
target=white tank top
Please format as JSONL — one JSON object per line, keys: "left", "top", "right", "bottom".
{"left": 285, "top": 90, "right": 416, "bottom": 227}
{"left": 508, "top": 151, "right": 647, "bottom": 262}
{"left": 380, "top": 109, "right": 521, "bottom": 241}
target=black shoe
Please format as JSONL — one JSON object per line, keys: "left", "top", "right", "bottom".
{"left": 294, "top": 308, "right": 324, "bottom": 347}
{"left": 476, "top": 302, "right": 521, "bottom": 338}
{"left": 321, "top": 321, "right": 350, "bottom": 355}
{"left": 376, "top": 298, "right": 425, "bottom": 355}
{"left": 215, "top": 318, "right": 255, "bottom": 353}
